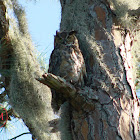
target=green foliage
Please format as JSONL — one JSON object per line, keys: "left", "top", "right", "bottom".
{"left": 0, "top": 104, "right": 13, "bottom": 129}
{"left": 36, "top": 52, "right": 49, "bottom": 72}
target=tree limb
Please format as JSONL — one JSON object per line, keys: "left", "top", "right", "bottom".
{"left": 37, "top": 73, "right": 98, "bottom": 111}
{"left": 8, "top": 132, "right": 31, "bottom": 140}
{"left": 37, "top": 73, "right": 76, "bottom": 98}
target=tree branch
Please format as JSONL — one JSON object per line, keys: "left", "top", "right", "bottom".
{"left": 36, "top": 73, "right": 98, "bottom": 111}
{"left": 8, "top": 132, "right": 31, "bottom": 140}
{"left": 37, "top": 73, "right": 76, "bottom": 98}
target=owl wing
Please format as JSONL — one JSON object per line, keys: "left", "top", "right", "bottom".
{"left": 70, "top": 45, "right": 87, "bottom": 87}
{"left": 48, "top": 48, "right": 66, "bottom": 112}
{"left": 48, "top": 48, "right": 61, "bottom": 75}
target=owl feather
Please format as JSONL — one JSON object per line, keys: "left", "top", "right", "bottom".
{"left": 48, "top": 31, "right": 86, "bottom": 112}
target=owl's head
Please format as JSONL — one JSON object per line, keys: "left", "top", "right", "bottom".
{"left": 54, "top": 30, "right": 78, "bottom": 47}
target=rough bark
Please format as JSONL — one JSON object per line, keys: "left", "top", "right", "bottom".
{"left": 47, "top": 0, "right": 139, "bottom": 139}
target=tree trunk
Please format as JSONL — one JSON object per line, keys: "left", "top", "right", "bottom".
{"left": 58, "top": 0, "right": 140, "bottom": 139}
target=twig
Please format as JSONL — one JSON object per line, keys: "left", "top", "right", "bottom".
{"left": 8, "top": 132, "right": 31, "bottom": 140}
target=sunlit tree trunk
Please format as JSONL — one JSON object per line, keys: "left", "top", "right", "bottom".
{"left": 58, "top": 0, "right": 140, "bottom": 139}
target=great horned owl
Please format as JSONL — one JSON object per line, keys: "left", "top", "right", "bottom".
{"left": 48, "top": 30, "right": 86, "bottom": 112}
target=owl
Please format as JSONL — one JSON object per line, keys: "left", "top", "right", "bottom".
{"left": 48, "top": 30, "right": 86, "bottom": 112}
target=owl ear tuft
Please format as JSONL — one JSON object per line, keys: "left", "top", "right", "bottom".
{"left": 69, "top": 30, "right": 77, "bottom": 35}
{"left": 56, "top": 31, "right": 59, "bottom": 36}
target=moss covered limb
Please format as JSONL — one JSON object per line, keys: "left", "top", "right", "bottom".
{"left": 0, "top": 0, "right": 12, "bottom": 94}
{"left": 0, "top": 0, "right": 60, "bottom": 139}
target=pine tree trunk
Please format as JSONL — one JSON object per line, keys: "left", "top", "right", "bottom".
{"left": 59, "top": 0, "right": 140, "bottom": 139}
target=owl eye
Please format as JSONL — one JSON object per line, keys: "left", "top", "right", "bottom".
{"left": 67, "top": 35, "right": 73, "bottom": 41}
{"left": 55, "top": 36, "right": 63, "bottom": 44}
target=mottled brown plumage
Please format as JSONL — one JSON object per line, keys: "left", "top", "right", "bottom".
{"left": 48, "top": 31, "right": 86, "bottom": 112}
